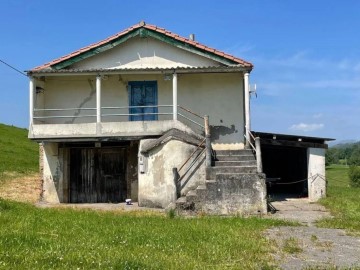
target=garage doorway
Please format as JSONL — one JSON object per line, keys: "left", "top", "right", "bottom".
{"left": 69, "top": 147, "right": 127, "bottom": 203}
{"left": 262, "top": 145, "right": 308, "bottom": 199}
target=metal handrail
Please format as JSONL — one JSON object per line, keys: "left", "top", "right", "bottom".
{"left": 177, "top": 148, "right": 206, "bottom": 183}
{"left": 244, "top": 133, "right": 256, "bottom": 152}
{"left": 178, "top": 105, "right": 204, "bottom": 120}
{"left": 178, "top": 138, "right": 206, "bottom": 172}
{"left": 34, "top": 107, "right": 95, "bottom": 111}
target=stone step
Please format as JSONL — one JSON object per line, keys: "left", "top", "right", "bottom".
{"left": 215, "top": 154, "right": 255, "bottom": 161}
{"left": 186, "top": 190, "right": 198, "bottom": 203}
{"left": 206, "top": 166, "right": 257, "bottom": 179}
{"left": 215, "top": 149, "right": 254, "bottom": 156}
{"left": 214, "top": 160, "right": 256, "bottom": 167}
{"left": 176, "top": 196, "right": 187, "bottom": 204}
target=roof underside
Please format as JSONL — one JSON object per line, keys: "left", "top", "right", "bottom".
{"left": 30, "top": 22, "right": 253, "bottom": 72}
{"left": 252, "top": 131, "right": 334, "bottom": 149}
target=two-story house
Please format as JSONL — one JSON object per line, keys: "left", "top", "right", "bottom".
{"left": 27, "top": 21, "right": 329, "bottom": 215}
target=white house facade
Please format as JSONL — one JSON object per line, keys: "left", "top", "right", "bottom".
{"left": 28, "top": 22, "right": 329, "bottom": 215}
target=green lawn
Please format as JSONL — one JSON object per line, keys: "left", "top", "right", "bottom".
{"left": 0, "top": 124, "right": 38, "bottom": 181}
{"left": 0, "top": 200, "right": 289, "bottom": 269}
{"left": 318, "top": 165, "right": 360, "bottom": 234}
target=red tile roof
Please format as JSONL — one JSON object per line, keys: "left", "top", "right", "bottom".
{"left": 32, "top": 22, "right": 253, "bottom": 71}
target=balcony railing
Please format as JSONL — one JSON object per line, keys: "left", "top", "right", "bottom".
{"left": 33, "top": 105, "right": 205, "bottom": 134}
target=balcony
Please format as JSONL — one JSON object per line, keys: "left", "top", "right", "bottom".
{"left": 29, "top": 105, "right": 206, "bottom": 141}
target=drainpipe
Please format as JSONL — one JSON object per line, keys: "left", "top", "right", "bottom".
{"left": 29, "top": 77, "right": 35, "bottom": 126}
{"left": 172, "top": 72, "right": 178, "bottom": 120}
{"left": 244, "top": 72, "right": 250, "bottom": 148}
{"left": 96, "top": 75, "right": 101, "bottom": 123}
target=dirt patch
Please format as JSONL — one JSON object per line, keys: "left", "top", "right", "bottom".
{"left": 265, "top": 198, "right": 360, "bottom": 269}
{"left": 266, "top": 226, "right": 360, "bottom": 269}
{"left": 0, "top": 173, "right": 41, "bottom": 203}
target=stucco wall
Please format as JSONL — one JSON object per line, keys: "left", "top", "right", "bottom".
{"left": 307, "top": 148, "right": 326, "bottom": 202}
{"left": 138, "top": 139, "right": 205, "bottom": 208}
{"left": 69, "top": 36, "right": 219, "bottom": 69}
{"left": 42, "top": 142, "right": 65, "bottom": 203}
{"left": 36, "top": 72, "right": 245, "bottom": 147}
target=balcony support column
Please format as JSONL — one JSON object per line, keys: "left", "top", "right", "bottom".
{"left": 172, "top": 72, "right": 178, "bottom": 120}
{"left": 244, "top": 72, "right": 250, "bottom": 148}
{"left": 96, "top": 75, "right": 101, "bottom": 123}
{"left": 29, "top": 77, "right": 35, "bottom": 126}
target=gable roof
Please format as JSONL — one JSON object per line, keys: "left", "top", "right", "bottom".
{"left": 31, "top": 21, "right": 253, "bottom": 72}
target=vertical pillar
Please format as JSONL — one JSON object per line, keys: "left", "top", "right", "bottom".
{"left": 29, "top": 77, "right": 35, "bottom": 125}
{"left": 244, "top": 72, "right": 250, "bottom": 148}
{"left": 172, "top": 72, "right": 178, "bottom": 120}
{"left": 96, "top": 75, "right": 101, "bottom": 123}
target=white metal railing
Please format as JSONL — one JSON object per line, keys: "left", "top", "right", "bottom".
{"left": 32, "top": 105, "right": 206, "bottom": 132}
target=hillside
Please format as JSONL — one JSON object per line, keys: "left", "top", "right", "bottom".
{"left": 326, "top": 140, "right": 360, "bottom": 166}
{"left": 0, "top": 123, "right": 40, "bottom": 202}
{"left": 0, "top": 123, "right": 38, "bottom": 175}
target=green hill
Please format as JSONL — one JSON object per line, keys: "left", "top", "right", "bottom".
{"left": 0, "top": 124, "right": 38, "bottom": 178}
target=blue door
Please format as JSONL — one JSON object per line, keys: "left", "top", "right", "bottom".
{"left": 128, "top": 81, "right": 158, "bottom": 121}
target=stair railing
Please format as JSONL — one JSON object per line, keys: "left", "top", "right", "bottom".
{"left": 244, "top": 131, "right": 263, "bottom": 173}
{"left": 172, "top": 109, "right": 212, "bottom": 198}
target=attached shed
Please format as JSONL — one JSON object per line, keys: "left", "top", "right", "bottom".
{"left": 252, "top": 131, "right": 334, "bottom": 202}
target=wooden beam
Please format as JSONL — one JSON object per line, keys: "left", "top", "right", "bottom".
{"left": 260, "top": 138, "right": 328, "bottom": 149}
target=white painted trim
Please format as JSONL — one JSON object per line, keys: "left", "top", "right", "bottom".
{"left": 244, "top": 72, "right": 250, "bottom": 147}
{"left": 96, "top": 75, "right": 101, "bottom": 123}
{"left": 172, "top": 73, "right": 178, "bottom": 120}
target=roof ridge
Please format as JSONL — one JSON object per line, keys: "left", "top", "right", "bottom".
{"left": 31, "top": 22, "right": 253, "bottom": 71}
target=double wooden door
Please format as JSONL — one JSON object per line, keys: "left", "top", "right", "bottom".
{"left": 70, "top": 148, "right": 126, "bottom": 203}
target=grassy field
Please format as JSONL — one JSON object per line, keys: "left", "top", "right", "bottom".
{"left": 0, "top": 123, "right": 292, "bottom": 269}
{"left": 318, "top": 165, "right": 360, "bottom": 234}
{"left": 1, "top": 124, "right": 359, "bottom": 268}
{"left": 0, "top": 124, "right": 38, "bottom": 181}
{"left": 0, "top": 199, "right": 290, "bottom": 269}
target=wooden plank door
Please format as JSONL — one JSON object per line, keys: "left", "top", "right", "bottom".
{"left": 70, "top": 147, "right": 127, "bottom": 203}
{"left": 99, "top": 148, "right": 127, "bottom": 202}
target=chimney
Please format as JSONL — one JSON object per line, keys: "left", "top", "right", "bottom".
{"left": 189, "top": 34, "right": 195, "bottom": 41}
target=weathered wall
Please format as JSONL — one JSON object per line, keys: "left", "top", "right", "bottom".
{"left": 138, "top": 139, "right": 205, "bottom": 208}
{"left": 182, "top": 173, "right": 267, "bottom": 215}
{"left": 69, "top": 36, "right": 219, "bottom": 69}
{"left": 42, "top": 142, "right": 65, "bottom": 203}
{"left": 36, "top": 72, "right": 245, "bottom": 148}
{"left": 307, "top": 148, "right": 326, "bottom": 202}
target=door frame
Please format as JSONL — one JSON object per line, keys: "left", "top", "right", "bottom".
{"left": 128, "top": 80, "right": 158, "bottom": 121}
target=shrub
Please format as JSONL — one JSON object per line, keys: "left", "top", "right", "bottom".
{"left": 348, "top": 166, "right": 360, "bottom": 187}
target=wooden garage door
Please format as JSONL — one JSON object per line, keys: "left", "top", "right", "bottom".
{"left": 70, "top": 148, "right": 126, "bottom": 203}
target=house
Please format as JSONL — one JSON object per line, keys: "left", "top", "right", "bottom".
{"left": 27, "top": 21, "right": 330, "bottom": 215}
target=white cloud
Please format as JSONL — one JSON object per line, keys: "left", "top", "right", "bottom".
{"left": 289, "top": 123, "right": 324, "bottom": 132}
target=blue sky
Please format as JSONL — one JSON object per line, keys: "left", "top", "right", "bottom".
{"left": 1, "top": 0, "right": 359, "bottom": 142}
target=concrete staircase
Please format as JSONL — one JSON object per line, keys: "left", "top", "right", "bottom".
{"left": 176, "top": 149, "right": 267, "bottom": 215}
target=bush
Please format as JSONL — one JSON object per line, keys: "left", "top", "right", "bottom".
{"left": 348, "top": 166, "right": 360, "bottom": 187}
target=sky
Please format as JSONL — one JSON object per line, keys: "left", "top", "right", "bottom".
{"left": 0, "top": 0, "right": 359, "bottom": 142}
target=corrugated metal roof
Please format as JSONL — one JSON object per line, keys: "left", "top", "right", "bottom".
{"left": 31, "top": 22, "right": 253, "bottom": 72}
{"left": 27, "top": 65, "right": 247, "bottom": 75}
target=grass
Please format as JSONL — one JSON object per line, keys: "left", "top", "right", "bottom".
{"left": 282, "top": 237, "right": 302, "bottom": 254}
{"left": 0, "top": 124, "right": 38, "bottom": 182}
{"left": 318, "top": 165, "right": 360, "bottom": 234}
{"left": 0, "top": 199, "right": 290, "bottom": 269}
